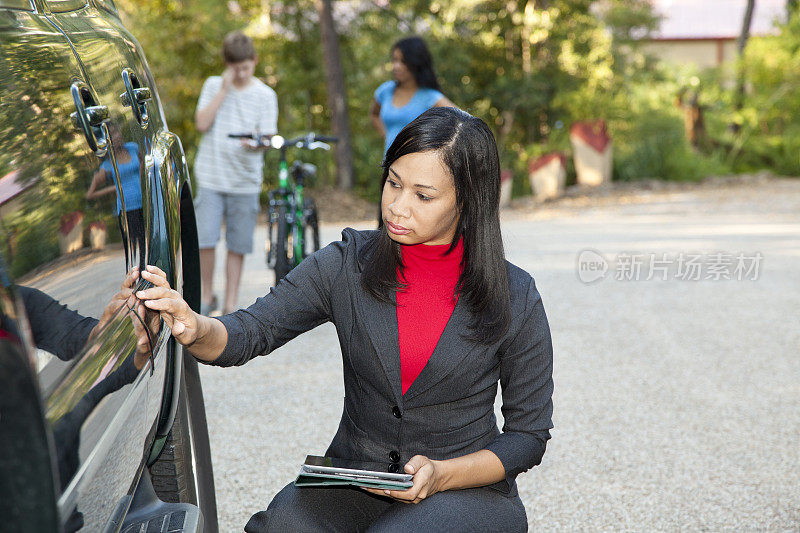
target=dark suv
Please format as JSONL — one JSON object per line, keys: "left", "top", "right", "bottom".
{"left": 0, "top": 1, "right": 217, "bottom": 531}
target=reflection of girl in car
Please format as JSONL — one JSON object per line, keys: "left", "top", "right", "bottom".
{"left": 86, "top": 125, "right": 145, "bottom": 259}
{"left": 138, "top": 108, "right": 553, "bottom": 532}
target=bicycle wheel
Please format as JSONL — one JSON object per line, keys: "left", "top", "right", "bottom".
{"left": 303, "top": 198, "right": 320, "bottom": 257}
{"left": 273, "top": 205, "right": 291, "bottom": 284}
{"left": 265, "top": 206, "right": 277, "bottom": 268}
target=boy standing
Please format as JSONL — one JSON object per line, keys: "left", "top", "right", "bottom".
{"left": 194, "top": 31, "right": 278, "bottom": 315}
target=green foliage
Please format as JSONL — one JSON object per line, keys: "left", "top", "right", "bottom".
{"left": 3, "top": 209, "right": 60, "bottom": 279}
{"left": 117, "top": 0, "right": 746, "bottom": 203}
{"left": 613, "top": 106, "right": 725, "bottom": 182}
{"left": 606, "top": 73, "right": 727, "bottom": 181}
{"left": 723, "top": 11, "right": 800, "bottom": 175}
{"left": 666, "top": 10, "right": 800, "bottom": 177}
{"left": 602, "top": 0, "right": 661, "bottom": 43}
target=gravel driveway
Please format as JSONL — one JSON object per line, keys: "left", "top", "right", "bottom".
{"left": 199, "top": 178, "right": 800, "bottom": 531}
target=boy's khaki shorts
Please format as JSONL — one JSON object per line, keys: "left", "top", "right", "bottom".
{"left": 195, "top": 187, "right": 260, "bottom": 255}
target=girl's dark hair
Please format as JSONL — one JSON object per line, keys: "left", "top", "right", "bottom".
{"left": 362, "top": 107, "right": 511, "bottom": 345}
{"left": 392, "top": 36, "right": 442, "bottom": 92}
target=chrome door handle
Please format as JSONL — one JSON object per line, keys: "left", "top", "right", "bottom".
{"left": 69, "top": 105, "right": 109, "bottom": 128}
{"left": 120, "top": 68, "right": 150, "bottom": 128}
{"left": 69, "top": 82, "right": 109, "bottom": 157}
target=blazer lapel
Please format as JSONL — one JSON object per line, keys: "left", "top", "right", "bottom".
{"left": 358, "top": 289, "right": 404, "bottom": 407}
{"left": 402, "top": 296, "right": 477, "bottom": 402}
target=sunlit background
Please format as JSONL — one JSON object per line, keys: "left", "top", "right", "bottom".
{"left": 117, "top": 0, "right": 796, "bottom": 202}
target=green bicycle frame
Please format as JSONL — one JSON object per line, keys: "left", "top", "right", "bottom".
{"left": 276, "top": 157, "right": 306, "bottom": 266}
{"left": 293, "top": 178, "right": 304, "bottom": 263}
{"left": 278, "top": 159, "right": 289, "bottom": 188}
{"left": 268, "top": 133, "right": 334, "bottom": 278}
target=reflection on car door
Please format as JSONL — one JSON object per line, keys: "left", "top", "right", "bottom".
{"left": 42, "top": 1, "right": 192, "bottom": 437}
{"left": 0, "top": 4, "right": 158, "bottom": 531}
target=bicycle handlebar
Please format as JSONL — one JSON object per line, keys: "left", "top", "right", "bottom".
{"left": 227, "top": 132, "right": 337, "bottom": 150}
{"left": 311, "top": 134, "right": 339, "bottom": 143}
{"left": 283, "top": 132, "right": 339, "bottom": 148}
{"left": 227, "top": 132, "right": 274, "bottom": 149}
{"left": 227, "top": 133, "right": 264, "bottom": 139}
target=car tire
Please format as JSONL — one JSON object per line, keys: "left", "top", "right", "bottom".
{"left": 149, "top": 352, "right": 218, "bottom": 532}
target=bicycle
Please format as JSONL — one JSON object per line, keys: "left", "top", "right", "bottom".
{"left": 230, "top": 132, "right": 337, "bottom": 283}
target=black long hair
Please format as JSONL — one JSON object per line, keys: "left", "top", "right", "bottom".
{"left": 392, "top": 36, "right": 442, "bottom": 92}
{"left": 362, "top": 107, "right": 511, "bottom": 345}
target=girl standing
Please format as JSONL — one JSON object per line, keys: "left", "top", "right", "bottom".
{"left": 370, "top": 36, "right": 456, "bottom": 155}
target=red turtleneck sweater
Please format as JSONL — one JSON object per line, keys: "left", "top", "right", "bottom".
{"left": 397, "top": 239, "right": 463, "bottom": 395}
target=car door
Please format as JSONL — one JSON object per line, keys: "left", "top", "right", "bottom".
{"left": 0, "top": 2, "right": 158, "bottom": 531}
{"left": 40, "top": 0, "right": 189, "bottom": 426}
{"left": 37, "top": 0, "right": 209, "bottom": 528}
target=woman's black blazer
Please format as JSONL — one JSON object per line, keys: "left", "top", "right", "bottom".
{"left": 212, "top": 228, "right": 553, "bottom": 495}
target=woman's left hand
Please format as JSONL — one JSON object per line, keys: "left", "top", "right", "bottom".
{"left": 362, "top": 455, "right": 444, "bottom": 504}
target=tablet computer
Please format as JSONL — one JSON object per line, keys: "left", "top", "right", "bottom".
{"left": 295, "top": 455, "right": 413, "bottom": 491}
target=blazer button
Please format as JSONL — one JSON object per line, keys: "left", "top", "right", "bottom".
{"left": 392, "top": 406, "right": 402, "bottom": 419}
{"left": 389, "top": 450, "right": 400, "bottom": 463}
{"left": 388, "top": 463, "right": 400, "bottom": 473}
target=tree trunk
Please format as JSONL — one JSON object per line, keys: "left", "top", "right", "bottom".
{"left": 316, "top": 0, "right": 354, "bottom": 190}
{"left": 787, "top": 0, "right": 798, "bottom": 20}
{"left": 521, "top": 2, "right": 534, "bottom": 74}
{"left": 737, "top": 0, "right": 756, "bottom": 56}
{"left": 733, "top": 0, "right": 756, "bottom": 131}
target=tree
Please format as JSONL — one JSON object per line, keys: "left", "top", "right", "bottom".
{"left": 316, "top": 0, "right": 354, "bottom": 190}
{"left": 738, "top": 0, "right": 757, "bottom": 56}
{"left": 602, "top": 0, "right": 661, "bottom": 43}
{"left": 787, "top": 0, "right": 798, "bottom": 19}
{"left": 734, "top": 0, "right": 756, "bottom": 126}
{"left": 116, "top": 0, "right": 729, "bottom": 197}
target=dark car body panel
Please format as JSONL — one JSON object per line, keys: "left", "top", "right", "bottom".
{"left": 0, "top": 0, "right": 205, "bottom": 530}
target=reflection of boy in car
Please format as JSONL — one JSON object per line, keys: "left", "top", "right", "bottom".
{"left": 85, "top": 125, "right": 145, "bottom": 260}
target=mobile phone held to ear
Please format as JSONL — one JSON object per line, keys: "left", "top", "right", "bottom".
{"left": 295, "top": 455, "right": 413, "bottom": 490}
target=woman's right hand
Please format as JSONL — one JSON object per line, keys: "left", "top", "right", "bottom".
{"left": 136, "top": 265, "right": 201, "bottom": 346}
